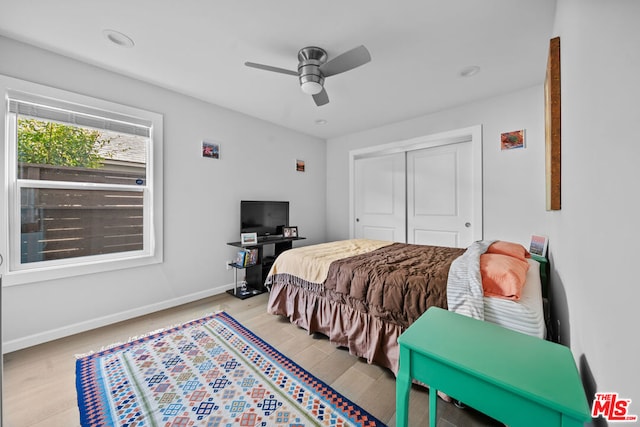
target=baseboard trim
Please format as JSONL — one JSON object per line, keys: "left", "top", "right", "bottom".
{"left": 2, "top": 283, "right": 235, "bottom": 354}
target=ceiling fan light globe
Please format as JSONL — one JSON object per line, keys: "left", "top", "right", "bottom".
{"left": 301, "top": 81, "right": 323, "bottom": 95}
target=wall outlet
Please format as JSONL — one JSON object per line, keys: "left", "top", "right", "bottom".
{"left": 226, "top": 261, "right": 232, "bottom": 270}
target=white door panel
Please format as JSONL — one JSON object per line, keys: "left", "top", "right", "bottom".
{"left": 412, "top": 229, "right": 459, "bottom": 248}
{"left": 361, "top": 226, "right": 398, "bottom": 242}
{"left": 411, "top": 151, "right": 458, "bottom": 216}
{"left": 407, "top": 142, "right": 474, "bottom": 248}
{"left": 354, "top": 153, "right": 406, "bottom": 242}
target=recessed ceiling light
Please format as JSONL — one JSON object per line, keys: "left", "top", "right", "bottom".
{"left": 315, "top": 119, "right": 328, "bottom": 125}
{"left": 459, "top": 65, "right": 480, "bottom": 78}
{"left": 103, "top": 29, "right": 135, "bottom": 48}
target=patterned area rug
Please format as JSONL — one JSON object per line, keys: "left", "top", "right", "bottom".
{"left": 76, "top": 311, "right": 384, "bottom": 426}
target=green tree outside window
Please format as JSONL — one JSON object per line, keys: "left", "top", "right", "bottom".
{"left": 18, "top": 118, "right": 108, "bottom": 168}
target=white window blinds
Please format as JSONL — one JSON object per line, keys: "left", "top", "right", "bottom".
{"left": 7, "top": 90, "right": 151, "bottom": 137}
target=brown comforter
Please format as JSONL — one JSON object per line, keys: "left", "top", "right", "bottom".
{"left": 266, "top": 239, "right": 466, "bottom": 373}
{"left": 324, "top": 243, "right": 465, "bottom": 328}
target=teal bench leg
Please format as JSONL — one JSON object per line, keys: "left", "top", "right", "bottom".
{"left": 396, "top": 370, "right": 411, "bottom": 427}
{"left": 430, "top": 387, "right": 437, "bottom": 426}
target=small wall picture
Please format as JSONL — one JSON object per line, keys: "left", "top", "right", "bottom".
{"left": 529, "top": 234, "right": 548, "bottom": 257}
{"left": 202, "top": 140, "right": 220, "bottom": 159}
{"left": 283, "top": 226, "right": 298, "bottom": 238}
{"left": 501, "top": 130, "right": 525, "bottom": 150}
{"left": 296, "top": 159, "right": 305, "bottom": 172}
{"left": 240, "top": 232, "right": 257, "bottom": 245}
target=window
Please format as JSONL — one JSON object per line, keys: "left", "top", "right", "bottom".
{"left": 2, "top": 82, "right": 163, "bottom": 285}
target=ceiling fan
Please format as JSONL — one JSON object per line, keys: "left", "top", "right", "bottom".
{"left": 245, "top": 45, "right": 371, "bottom": 106}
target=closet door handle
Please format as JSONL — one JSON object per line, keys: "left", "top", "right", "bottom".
{"left": 465, "top": 222, "right": 471, "bottom": 228}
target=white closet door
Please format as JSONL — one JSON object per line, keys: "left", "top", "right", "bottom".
{"left": 407, "top": 141, "right": 474, "bottom": 248}
{"left": 354, "top": 152, "right": 406, "bottom": 242}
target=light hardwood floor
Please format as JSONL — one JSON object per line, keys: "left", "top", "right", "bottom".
{"left": 3, "top": 292, "right": 503, "bottom": 426}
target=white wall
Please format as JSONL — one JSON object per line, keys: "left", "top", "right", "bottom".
{"left": 326, "top": 84, "right": 549, "bottom": 246}
{"left": 0, "top": 36, "right": 326, "bottom": 351}
{"left": 549, "top": 0, "right": 640, "bottom": 408}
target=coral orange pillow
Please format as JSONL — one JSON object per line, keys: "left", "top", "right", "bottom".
{"left": 480, "top": 253, "right": 530, "bottom": 300}
{"left": 487, "top": 241, "right": 530, "bottom": 261}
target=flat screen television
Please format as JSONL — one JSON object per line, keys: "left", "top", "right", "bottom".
{"left": 240, "top": 201, "right": 289, "bottom": 238}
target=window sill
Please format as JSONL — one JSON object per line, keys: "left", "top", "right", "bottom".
{"left": 1, "top": 252, "right": 162, "bottom": 287}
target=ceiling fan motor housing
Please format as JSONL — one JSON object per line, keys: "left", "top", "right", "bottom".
{"left": 298, "top": 47, "right": 326, "bottom": 93}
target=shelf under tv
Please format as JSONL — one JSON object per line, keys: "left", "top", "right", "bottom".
{"left": 226, "top": 236, "right": 305, "bottom": 297}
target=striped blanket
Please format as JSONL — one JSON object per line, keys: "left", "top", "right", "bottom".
{"left": 446, "top": 240, "right": 494, "bottom": 320}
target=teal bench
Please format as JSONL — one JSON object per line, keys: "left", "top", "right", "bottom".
{"left": 396, "top": 307, "right": 591, "bottom": 426}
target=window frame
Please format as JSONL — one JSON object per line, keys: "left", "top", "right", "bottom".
{"left": 1, "top": 77, "right": 163, "bottom": 286}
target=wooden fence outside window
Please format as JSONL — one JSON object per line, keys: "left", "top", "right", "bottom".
{"left": 19, "top": 163, "right": 145, "bottom": 263}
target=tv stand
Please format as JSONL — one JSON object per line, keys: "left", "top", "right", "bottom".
{"left": 226, "top": 236, "right": 305, "bottom": 298}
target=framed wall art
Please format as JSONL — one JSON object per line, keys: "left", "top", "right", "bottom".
{"left": 202, "top": 140, "right": 220, "bottom": 159}
{"left": 545, "top": 37, "right": 561, "bottom": 210}
{"left": 501, "top": 130, "right": 525, "bottom": 150}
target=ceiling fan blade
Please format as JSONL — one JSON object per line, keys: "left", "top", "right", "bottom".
{"left": 244, "top": 62, "right": 298, "bottom": 76}
{"left": 320, "top": 45, "right": 371, "bottom": 77}
{"left": 313, "top": 88, "right": 329, "bottom": 106}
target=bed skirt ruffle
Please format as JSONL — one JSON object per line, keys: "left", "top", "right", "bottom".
{"left": 267, "top": 281, "right": 403, "bottom": 374}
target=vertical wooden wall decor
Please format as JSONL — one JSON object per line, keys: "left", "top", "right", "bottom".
{"left": 545, "top": 37, "right": 561, "bottom": 210}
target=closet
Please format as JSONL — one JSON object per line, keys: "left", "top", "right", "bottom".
{"left": 350, "top": 125, "right": 482, "bottom": 248}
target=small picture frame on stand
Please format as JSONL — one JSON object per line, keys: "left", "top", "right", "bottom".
{"left": 529, "top": 234, "right": 548, "bottom": 257}
{"left": 283, "top": 226, "right": 298, "bottom": 238}
{"left": 240, "top": 232, "right": 257, "bottom": 245}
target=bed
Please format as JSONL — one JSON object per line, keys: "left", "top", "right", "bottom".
{"left": 265, "top": 239, "right": 546, "bottom": 374}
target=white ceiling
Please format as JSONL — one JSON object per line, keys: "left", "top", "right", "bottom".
{"left": 0, "top": 0, "right": 557, "bottom": 139}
